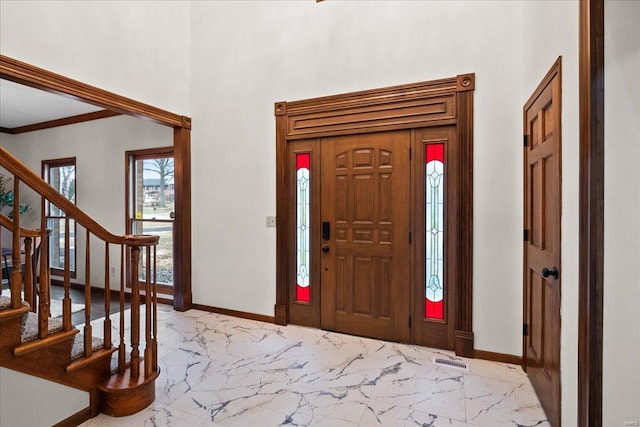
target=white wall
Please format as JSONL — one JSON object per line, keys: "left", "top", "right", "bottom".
{"left": 10, "top": 5, "right": 634, "bottom": 424}
{"left": 520, "top": 2, "right": 580, "bottom": 426}
{"left": 0, "top": 0, "right": 531, "bottom": 358}
{"left": 0, "top": 0, "right": 527, "bottom": 357}
{"left": 6, "top": 1, "right": 636, "bottom": 425}
{"left": 0, "top": 0, "right": 191, "bottom": 114}
{"left": 1, "top": 115, "right": 173, "bottom": 289}
{"left": 190, "top": 0, "right": 525, "bottom": 355}
{"left": 603, "top": 1, "right": 640, "bottom": 425}
{"left": 0, "top": 367, "right": 89, "bottom": 426}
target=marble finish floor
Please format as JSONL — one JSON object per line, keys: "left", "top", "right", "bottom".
{"left": 81, "top": 309, "right": 549, "bottom": 427}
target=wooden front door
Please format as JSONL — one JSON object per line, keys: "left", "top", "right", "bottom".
{"left": 276, "top": 75, "right": 475, "bottom": 357}
{"left": 320, "top": 131, "right": 411, "bottom": 342}
{"left": 523, "top": 59, "right": 562, "bottom": 427}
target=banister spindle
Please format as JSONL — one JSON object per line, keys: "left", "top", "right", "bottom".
{"left": 62, "top": 216, "right": 71, "bottom": 331}
{"left": 144, "top": 245, "right": 152, "bottom": 378}
{"left": 30, "top": 236, "right": 39, "bottom": 304}
{"left": 23, "top": 237, "right": 34, "bottom": 310}
{"left": 38, "top": 230, "right": 51, "bottom": 339}
{"left": 152, "top": 244, "right": 158, "bottom": 372}
{"left": 10, "top": 177, "right": 21, "bottom": 309}
{"left": 103, "top": 242, "right": 112, "bottom": 350}
{"left": 84, "top": 229, "right": 92, "bottom": 357}
{"left": 130, "top": 245, "right": 141, "bottom": 379}
{"left": 118, "top": 245, "right": 125, "bottom": 373}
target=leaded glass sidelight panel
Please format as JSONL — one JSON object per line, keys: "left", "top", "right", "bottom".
{"left": 296, "top": 153, "right": 311, "bottom": 302}
{"left": 425, "top": 143, "right": 444, "bottom": 320}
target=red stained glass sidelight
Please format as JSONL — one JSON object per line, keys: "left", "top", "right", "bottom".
{"left": 296, "top": 153, "right": 311, "bottom": 302}
{"left": 425, "top": 143, "right": 444, "bottom": 319}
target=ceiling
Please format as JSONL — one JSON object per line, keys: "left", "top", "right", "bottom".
{"left": 0, "top": 78, "right": 103, "bottom": 129}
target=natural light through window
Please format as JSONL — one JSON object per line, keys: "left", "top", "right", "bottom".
{"left": 44, "top": 158, "right": 76, "bottom": 276}
{"left": 296, "top": 153, "right": 311, "bottom": 303}
{"left": 425, "top": 144, "right": 444, "bottom": 320}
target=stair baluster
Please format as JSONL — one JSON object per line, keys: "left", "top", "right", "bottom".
{"left": 62, "top": 215, "right": 71, "bottom": 331}
{"left": 23, "top": 237, "right": 34, "bottom": 310}
{"left": 118, "top": 245, "right": 126, "bottom": 374}
{"left": 84, "top": 229, "right": 93, "bottom": 357}
{"left": 103, "top": 242, "right": 112, "bottom": 350}
{"left": 129, "top": 244, "right": 141, "bottom": 379}
{"left": 152, "top": 244, "right": 158, "bottom": 371}
{"left": 38, "top": 230, "right": 51, "bottom": 338}
{"left": 10, "top": 178, "right": 21, "bottom": 309}
{"left": 144, "top": 246, "right": 152, "bottom": 378}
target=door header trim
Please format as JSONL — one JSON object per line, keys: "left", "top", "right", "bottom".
{"left": 276, "top": 74, "right": 474, "bottom": 140}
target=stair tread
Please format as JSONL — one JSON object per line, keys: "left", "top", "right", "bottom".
{"left": 0, "top": 301, "right": 30, "bottom": 321}
{"left": 0, "top": 295, "right": 11, "bottom": 311}
{"left": 0, "top": 295, "right": 28, "bottom": 314}
{"left": 66, "top": 346, "right": 116, "bottom": 373}
{"left": 21, "top": 311, "right": 64, "bottom": 343}
{"left": 70, "top": 332, "right": 105, "bottom": 361}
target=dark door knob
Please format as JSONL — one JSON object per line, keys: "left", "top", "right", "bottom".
{"left": 541, "top": 267, "right": 559, "bottom": 280}
{"left": 322, "top": 244, "right": 330, "bottom": 253}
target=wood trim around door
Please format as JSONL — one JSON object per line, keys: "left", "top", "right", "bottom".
{"left": 275, "top": 74, "right": 475, "bottom": 357}
{"left": 0, "top": 54, "right": 193, "bottom": 312}
{"left": 578, "top": 0, "right": 604, "bottom": 425}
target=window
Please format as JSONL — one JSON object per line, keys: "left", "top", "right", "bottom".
{"left": 425, "top": 143, "right": 444, "bottom": 320}
{"left": 43, "top": 158, "right": 76, "bottom": 277}
{"left": 295, "top": 153, "right": 311, "bottom": 302}
{"left": 126, "top": 148, "right": 176, "bottom": 294}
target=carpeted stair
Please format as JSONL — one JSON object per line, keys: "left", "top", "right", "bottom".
{"left": 1, "top": 295, "right": 105, "bottom": 360}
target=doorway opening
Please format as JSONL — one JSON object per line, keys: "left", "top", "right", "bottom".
{"left": 275, "top": 75, "right": 475, "bottom": 356}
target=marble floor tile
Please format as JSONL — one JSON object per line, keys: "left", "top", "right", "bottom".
{"left": 81, "top": 309, "right": 549, "bottom": 426}
{"left": 464, "top": 374, "right": 550, "bottom": 427}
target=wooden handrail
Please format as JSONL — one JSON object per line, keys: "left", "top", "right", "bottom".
{"left": 1, "top": 146, "right": 157, "bottom": 247}
{"left": 0, "top": 214, "right": 41, "bottom": 237}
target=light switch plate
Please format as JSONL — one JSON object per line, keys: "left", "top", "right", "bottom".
{"left": 266, "top": 216, "right": 276, "bottom": 228}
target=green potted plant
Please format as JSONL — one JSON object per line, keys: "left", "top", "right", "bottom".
{"left": 0, "top": 173, "right": 31, "bottom": 218}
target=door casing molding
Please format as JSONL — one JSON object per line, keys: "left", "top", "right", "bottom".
{"left": 0, "top": 54, "right": 193, "bottom": 311}
{"left": 578, "top": 0, "right": 605, "bottom": 425}
{"left": 275, "top": 75, "right": 475, "bottom": 356}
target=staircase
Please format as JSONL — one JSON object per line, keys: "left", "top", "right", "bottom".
{"left": 0, "top": 146, "right": 160, "bottom": 422}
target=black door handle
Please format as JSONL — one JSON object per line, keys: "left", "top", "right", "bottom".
{"left": 322, "top": 244, "right": 330, "bottom": 253}
{"left": 541, "top": 267, "right": 559, "bottom": 280}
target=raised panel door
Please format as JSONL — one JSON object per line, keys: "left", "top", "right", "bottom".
{"left": 320, "top": 131, "right": 410, "bottom": 342}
